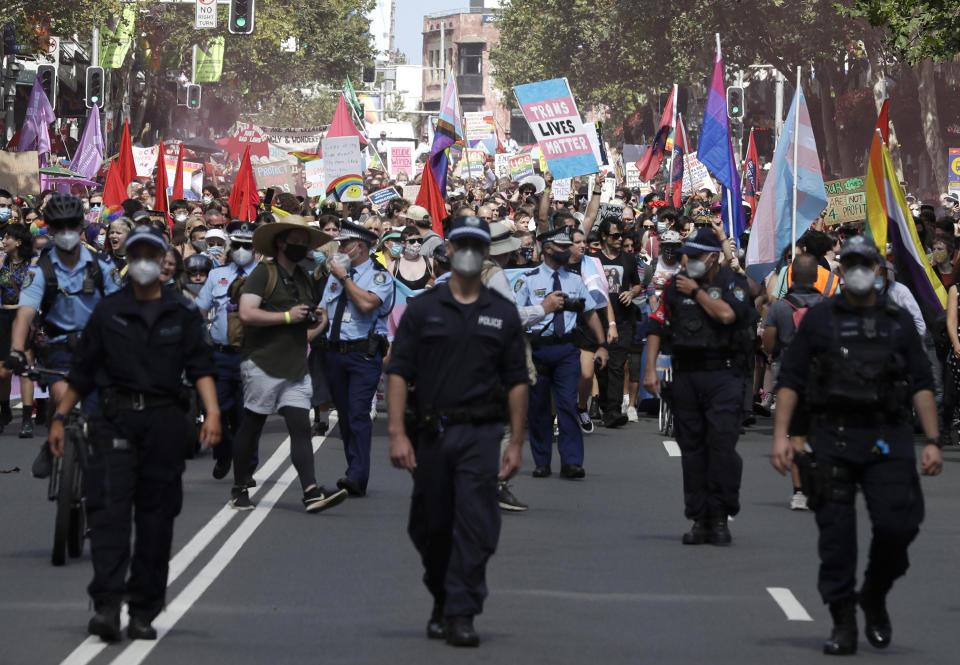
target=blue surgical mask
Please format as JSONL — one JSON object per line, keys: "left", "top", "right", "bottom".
{"left": 310, "top": 250, "right": 327, "bottom": 266}
{"left": 389, "top": 243, "right": 403, "bottom": 258}
{"left": 656, "top": 221, "right": 666, "bottom": 233}
{"left": 0, "top": 209, "right": 10, "bottom": 222}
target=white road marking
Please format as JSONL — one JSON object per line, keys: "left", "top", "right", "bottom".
{"left": 767, "top": 587, "right": 813, "bottom": 621}
{"left": 662, "top": 440, "right": 681, "bottom": 457}
{"left": 58, "top": 418, "right": 336, "bottom": 665}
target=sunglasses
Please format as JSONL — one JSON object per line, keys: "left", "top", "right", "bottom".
{"left": 232, "top": 242, "right": 253, "bottom": 250}
{"left": 607, "top": 233, "right": 623, "bottom": 239}
{"left": 405, "top": 238, "right": 423, "bottom": 245}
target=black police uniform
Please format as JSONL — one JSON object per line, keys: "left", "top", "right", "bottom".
{"left": 68, "top": 284, "right": 215, "bottom": 624}
{"left": 648, "top": 265, "right": 752, "bottom": 537}
{"left": 387, "top": 282, "right": 527, "bottom": 622}
{"left": 778, "top": 294, "right": 931, "bottom": 613}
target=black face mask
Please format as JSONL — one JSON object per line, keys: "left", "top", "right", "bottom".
{"left": 551, "top": 248, "right": 572, "bottom": 264}
{"left": 519, "top": 246, "right": 534, "bottom": 261}
{"left": 661, "top": 247, "right": 678, "bottom": 262}
{"left": 283, "top": 243, "right": 308, "bottom": 263}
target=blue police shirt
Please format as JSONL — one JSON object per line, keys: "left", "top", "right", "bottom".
{"left": 514, "top": 263, "right": 594, "bottom": 335}
{"left": 18, "top": 247, "right": 121, "bottom": 341}
{"left": 319, "top": 258, "right": 394, "bottom": 340}
{"left": 195, "top": 262, "right": 255, "bottom": 346}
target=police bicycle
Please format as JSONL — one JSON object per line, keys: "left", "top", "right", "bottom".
{"left": 656, "top": 353, "right": 674, "bottom": 437}
{"left": 23, "top": 366, "right": 88, "bottom": 566}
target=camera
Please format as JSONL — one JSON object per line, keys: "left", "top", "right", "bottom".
{"left": 305, "top": 310, "right": 318, "bottom": 326}
{"left": 561, "top": 295, "right": 586, "bottom": 313}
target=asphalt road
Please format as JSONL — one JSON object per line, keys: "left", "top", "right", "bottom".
{"left": 1, "top": 408, "right": 958, "bottom": 665}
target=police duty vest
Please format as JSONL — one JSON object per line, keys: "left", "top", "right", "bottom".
{"left": 671, "top": 290, "right": 733, "bottom": 351}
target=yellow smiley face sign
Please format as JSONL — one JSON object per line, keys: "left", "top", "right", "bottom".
{"left": 345, "top": 184, "right": 364, "bottom": 200}
{"left": 951, "top": 156, "right": 960, "bottom": 177}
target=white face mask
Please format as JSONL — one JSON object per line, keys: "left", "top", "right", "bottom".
{"left": 685, "top": 254, "right": 714, "bottom": 279}
{"left": 174, "top": 213, "right": 188, "bottom": 223}
{"left": 53, "top": 230, "right": 81, "bottom": 252}
{"left": 231, "top": 247, "right": 253, "bottom": 266}
{"left": 451, "top": 248, "right": 484, "bottom": 278}
{"left": 331, "top": 252, "right": 351, "bottom": 270}
{"left": 202, "top": 196, "right": 213, "bottom": 205}
{"left": 843, "top": 265, "right": 876, "bottom": 296}
{"left": 128, "top": 258, "right": 162, "bottom": 286}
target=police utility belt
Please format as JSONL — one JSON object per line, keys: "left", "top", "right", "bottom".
{"left": 316, "top": 333, "right": 387, "bottom": 356}
{"left": 672, "top": 351, "right": 734, "bottom": 372}
{"left": 101, "top": 388, "right": 185, "bottom": 419}
{"left": 527, "top": 333, "right": 575, "bottom": 349}
{"left": 421, "top": 405, "right": 507, "bottom": 435}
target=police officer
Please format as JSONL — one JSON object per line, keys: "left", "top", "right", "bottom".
{"left": 5, "top": 194, "right": 121, "bottom": 475}
{"left": 643, "top": 227, "right": 753, "bottom": 545}
{"left": 319, "top": 220, "right": 395, "bottom": 496}
{"left": 47, "top": 225, "right": 221, "bottom": 641}
{"left": 386, "top": 215, "right": 528, "bottom": 647}
{"left": 514, "top": 228, "right": 610, "bottom": 479}
{"left": 195, "top": 221, "right": 258, "bottom": 482}
{"left": 771, "top": 235, "right": 942, "bottom": 656}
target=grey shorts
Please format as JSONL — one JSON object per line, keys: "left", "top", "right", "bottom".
{"left": 241, "top": 359, "right": 313, "bottom": 415}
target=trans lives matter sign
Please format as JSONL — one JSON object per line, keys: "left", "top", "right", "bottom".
{"left": 513, "top": 77, "right": 599, "bottom": 180}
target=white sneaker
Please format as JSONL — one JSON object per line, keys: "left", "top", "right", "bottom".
{"left": 790, "top": 491, "right": 808, "bottom": 511}
{"left": 626, "top": 406, "right": 639, "bottom": 423}
{"left": 621, "top": 394, "right": 629, "bottom": 411}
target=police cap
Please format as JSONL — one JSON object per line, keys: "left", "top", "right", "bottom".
{"left": 838, "top": 235, "right": 880, "bottom": 263}
{"left": 125, "top": 225, "right": 168, "bottom": 252}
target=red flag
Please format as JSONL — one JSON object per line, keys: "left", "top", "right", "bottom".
{"left": 635, "top": 86, "right": 675, "bottom": 181}
{"left": 875, "top": 98, "right": 890, "bottom": 145}
{"left": 228, "top": 146, "right": 261, "bottom": 222}
{"left": 415, "top": 157, "right": 446, "bottom": 238}
{"left": 668, "top": 116, "right": 690, "bottom": 208}
{"left": 742, "top": 128, "right": 760, "bottom": 216}
{"left": 327, "top": 95, "right": 368, "bottom": 145}
{"left": 171, "top": 143, "right": 185, "bottom": 201}
{"left": 154, "top": 140, "right": 171, "bottom": 229}
{"left": 102, "top": 120, "right": 137, "bottom": 206}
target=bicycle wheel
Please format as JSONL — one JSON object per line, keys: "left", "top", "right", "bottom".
{"left": 185, "top": 390, "right": 200, "bottom": 459}
{"left": 51, "top": 437, "right": 76, "bottom": 566}
{"left": 67, "top": 431, "right": 86, "bottom": 559}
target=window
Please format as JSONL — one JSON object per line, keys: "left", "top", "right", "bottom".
{"left": 458, "top": 44, "right": 482, "bottom": 76}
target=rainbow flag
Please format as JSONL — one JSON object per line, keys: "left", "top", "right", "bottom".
{"left": 865, "top": 131, "right": 946, "bottom": 310}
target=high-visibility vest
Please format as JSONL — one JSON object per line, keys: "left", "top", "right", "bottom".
{"left": 787, "top": 263, "right": 839, "bottom": 297}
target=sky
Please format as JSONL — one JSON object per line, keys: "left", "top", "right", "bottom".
{"left": 388, "top": 0, "right": 466, "bottom": 65}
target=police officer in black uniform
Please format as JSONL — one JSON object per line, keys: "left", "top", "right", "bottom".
{"left": 386, "top": 215, "right": 528, "bottom": 648}
{"left": 771, "top": 235, "right": 942, "bottom": 656}
{"left": 48, "top": 225, "right": 221, "bottom": 642}
{"left": 643, "top": 227, "right": 753, "bottom": 545}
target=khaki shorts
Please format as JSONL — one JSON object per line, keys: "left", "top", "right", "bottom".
{"left": 241, "top": 359, "right": 312, "bottom": 415}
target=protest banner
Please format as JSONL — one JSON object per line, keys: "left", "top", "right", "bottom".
{"left": 260, "top": 126, "right": 324, "bottom": 153}
{"left": 509, "top": 154, "right": 534, "bottom": 182}
{"left": 512, "top": 77, "right": 599, "bottom": 179}
{"left": 163, "top": 156, "right": 203, "bottom": 200}
{"left": 304, "top": 159, "right": 325, "bottom": 197}
{"left": 822, "top": 176, "right": 866, "bottom": 225}
{"left": 495, "top": 153, "right": 511, "bottom": 179}
{"left": 132, "top": 146, "right": 158, "bottom": 178}
{"left": 950, "top": 148, "right": 960, "bottom": 195}
{"left": 321, "top": 136, "right": 364, "bottom": 202}
{"left": 0, "top": 150, "right": 40, "bottom": 196}
{"left": 388, "top": 144, "right": 414, "bottom": 179}
{"left": 369, "top": 186, "right": 401, "bottom": 212}
{"left": 682, "top": 152, "right": 713, "bottom": 193}
{"left": 253, "top": 160, "right": 306, "bottom": 197}
{"left": 552, "top": 177, "right": 571, "bottom": 200}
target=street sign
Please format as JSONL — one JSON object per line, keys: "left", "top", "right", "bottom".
{"left": 196, "top": 0, "right": 217, "bottom": 29}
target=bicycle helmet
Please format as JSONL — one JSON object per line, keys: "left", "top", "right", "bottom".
{"left": 43, "top": 193, "right": 84, "bottom": 226}
{"left": 184, "top": 253, "right": 213, "bottom": 276}
{"left": 659, "top": 230, "right": 682, "bottom": 245}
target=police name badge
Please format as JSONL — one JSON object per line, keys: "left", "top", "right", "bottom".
{"left": 535, "top": 288, "right": 547, "bottom": 297}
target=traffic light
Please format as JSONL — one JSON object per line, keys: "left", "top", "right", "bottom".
{"left": 37, "top": 64, "right": 57, "bottom": 107}
{"left": 362, "top": 65, "right": 375, "bottom": 83}
{"left": 176, "top": 82, "right": 188, "bottom": 106}
{"left": 228, "top": 0, "right": 256, "bottom": 35}
{"left": 726, "top": 86, "right": 744, "bottom": 119}
{"left": 187, "top": 84, "right": 202, "bottom": 110}
{"left": 85, "top": 66, "right": 104, "bottom": 108}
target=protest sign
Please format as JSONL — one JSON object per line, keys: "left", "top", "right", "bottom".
{"left": 950, "top": 148, "right": 960, "bottom": 195}
{"left": 163, "top": 156, "right": 203, "bottom": 200}
{"left": 598, "top": 203, "right": 625, "bottom": 226}
{"left": 512, "top": 77, "right": 599, "bottom": 179}
{"left": 0, "top": 150, "right": 40, "bottom": 196}
{"left": 464, "top": 111, "right": 496, "bottom": 153}
{"left": 495, "top": 153, "right": 511, "bottom": 179}
{"left": 388, "top": 144, "right": 414, "bottom": 179}
{"left": 465, "top": 149, "right": 486, "bottom": 178}
{"left": 304, "top": 159, "right": 325, "bottom": 197}
{"left": 132, "top": 146, "right": 158, "bottom": 178}
{"left": 321, "top": 136, "right": 364, "bottom": 202}
{"left": 401, "top": 185, "right": 420, "bottom": 203}
{"left": 369, "top": 186, "right": 401, "bottom": 212}
{"left": 253, "top": 160, "right": 305, "bottom": 197}
{"left": 822, "top": 176, "right": 866, "bottom": 225}
{"left": 682, "top": 152, "right": 712, "bottom": 193}
{"left": 509, "top": 154, "right": 534, "bottom": 182}
{"left": 552, "top": 178, "right": 571, "bottom": 200}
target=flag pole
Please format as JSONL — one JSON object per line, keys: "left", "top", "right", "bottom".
{"left": 665, "top": 83, "right": 678, "bottom": 187}
{"left": 740, "top": 126, "right": 752, "bottom": 192}
{"left": 715, "top": 33, "right": 734, "bottom": 239}
{"left": 791, "top": 66, "right": 801, "bottom": 260}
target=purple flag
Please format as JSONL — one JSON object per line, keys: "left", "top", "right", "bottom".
{"left": 19, "top": 75, "right": 56, "bottom": 155}
{"left": 71, "top": 104, "right": 104, "bottom": 179}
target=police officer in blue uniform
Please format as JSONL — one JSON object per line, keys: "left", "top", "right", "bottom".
{"left": 514, "top": 227, "right": 609, "bottom": 479}
{"left": 47, "top": 225, "right": 221, "bottom": 642}
{"left": 643, "top": 227, "right": 753, "bottom": 546}
{"left": 772, "top": 236, "right": 942, "bottom": 656}
{"left": 387, "top": 215, "right": 529, "bottom": 647}
{"left": 318, "top": 220, "right": 394, "bottom": 496}
{"left": 196, "top": 221, "right": 258, "bottom": 481}
{"left": 5, "top": 194, "right": 121, "bottom": 475}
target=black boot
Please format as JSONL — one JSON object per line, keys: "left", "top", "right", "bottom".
{"left": 682, "top": 519, "right": 712, "bottom": 545}
{"left": 710, "top": 513, "right": 732, "bottom": 546}
{"left": 34, "top": 398, "right": 47, "bottom": 427}
{"left": 87, "top": 604, "right": 122, "bottom": 642}
{"left": 824, "top": 597, "right": 858, "bottom": 655}
{"left": 127, "top": 615, "right": 157, "bottom": 640}
{"left": 445, "top": 615, "right": 479, "bottom": 647}
{"left": 858, "top": 579, "right": 892, "bottom": 649}
{"left": 19, "top": 406, "right": 33, "bottom": 439}
{"left": 426, "top": 601, "right": 446, "bottom": 639}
